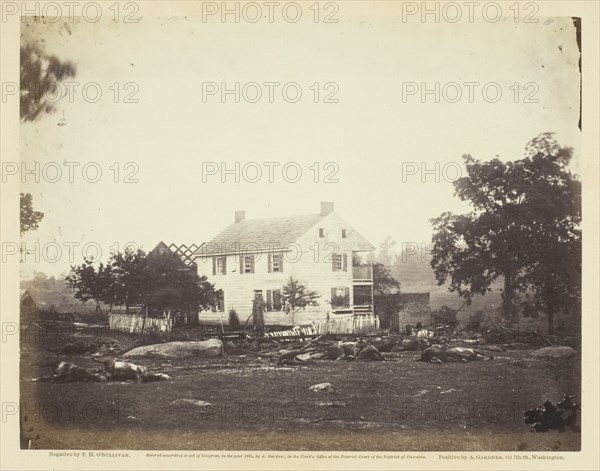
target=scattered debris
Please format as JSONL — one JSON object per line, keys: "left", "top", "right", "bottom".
{"left": 309, "top": 382, "right": 336, "bottom": 393}
{"left": 170, "top": 399, "right": 212, "bottom": 408}
{"left": 413, "top": 389, "right": 428, "bottom": 397}
{"left": 317, "top": 401, "right": 346, "bottom": 408}
{"left": 440, "top": 388, "right": 461, "bottom": 394}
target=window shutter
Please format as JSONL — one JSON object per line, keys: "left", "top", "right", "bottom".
{"left": 344, "top": 287, "right": 350, "bottom": 306}
{"left": 268, "top": 253, "right": 272, "bottom": 273}
{"left": 332, "top": 255, "right": 337, "bottom": 272}
{"left": 222, "top": 256, "right": 227, "bottom": 275}
{"left": 343, "top": 253, "right": 348, "bottom": 271}
{"left": 212, "top": 257, "right": 216, "bottom": 275}
{"left": 266, "top": 290, "right": 272, "bottom": 311}
{"left": 218, "top": 296, "right": 224, "bottom": 312}
{"left": 279, "top": 253, "right": 284, "bottom": 273}
{"left": 239, "top": 255, "right": 244, "bottom": 274}
{"left": 250, "top": 256, "right": 255, "bottom": 273}
{"left": 331, "top": 288, "right": 337, "bottom": 307}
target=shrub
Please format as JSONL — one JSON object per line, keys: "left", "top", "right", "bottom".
{"left": 466, "top": 310, "right": 484, "bottom": 330}
{"left": 432, "top": 305, "right": 458, "bottom": 326}
{"left": 228, "top": 309, "right": 240, "bottom": 331}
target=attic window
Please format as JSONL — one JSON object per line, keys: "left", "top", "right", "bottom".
{"left": 342, "top": 229, "right": 347, "bottom": 238}
{"left": 319, "top": 228, "right": 325, "bottom": 238}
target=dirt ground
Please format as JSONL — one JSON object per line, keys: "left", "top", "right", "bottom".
{"left": 19, "top": 323, "right": 581, "bottom": 451}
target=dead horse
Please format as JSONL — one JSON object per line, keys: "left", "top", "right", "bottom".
{"left": 420, "top": 346, "right": 492, "bottom": 363}
{"left": 93, "top": 357, "right": 172, "bottom": 382}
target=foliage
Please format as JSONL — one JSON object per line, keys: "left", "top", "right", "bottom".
{"left": 431, "top": 305, "right": 458, "bottom": 326}
{"left": 228, "top": 310, "right": 240, "bottom": 331}
{"left": 466, "top": 310, "right": 485, "bottom": 330}
{"left": 376, "top": 237, "right": 396, "bottom": 266}
{"left": 20, "top": 193, "right": 44, "bottom": 234}
{"left": 373, "top": 262, "right": 400, "bottom": 294}
{"left": 66, "top": 246, "right": 219, "bottom": 316}
{"left": 524, "top": 395, "right": 580, "bottom": 433}
{"left": 65, "top": 259, "right": 113, "bottom": 313}
{"left": 280, "top": 277, "right": 320, "bottom": 314}
{"left": 430, "top": 133, "right": 581, "bottom": 332}
{"left": 20, "top": 41, "right": 76, "bottom": 122}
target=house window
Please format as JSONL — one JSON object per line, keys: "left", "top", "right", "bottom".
{"left": 268, "top": 253, "right": 284, "bottom": 273}
{"left": 266, "top": 289, "right": 283, "bottom": 312}
{"left": 342, "top": 229, "right": 347, "bottom": 238}
{"left": 240, "top": 254, "right": 255, "bottom": 274}
{"left": 332, "top": 253, "right": 348, "bottom": 272}
{"left": 319, "top": 228, "right": 325, "bottom": 238}
{"left": 331, "top": 287, "right": 350, "bottom": 308}
{"left": 213, "top": 256, "right": 226, "bottom": 275}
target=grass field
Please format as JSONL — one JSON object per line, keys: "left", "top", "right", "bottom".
{"left": 19, "top": 324, "right": 581, "bottom": 451}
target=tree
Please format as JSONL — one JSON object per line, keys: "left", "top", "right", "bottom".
{"left": 376, "top": 236, "right": 396, "bottom": 265}
{"left": 373, "top": 262, "right": 400, "bottom": 294}
{"left": 66, "top": 247, "right": 219, "bottom": 318}
{"left": 372, "top": 262, "right": 401, "bottom": 330}
{"left": 135, "top": 249, "right": 218, "bottom": 315}
{"left": 20, "top": 41, "right": 76, "bottom": 122}
{"left": 65, "top": 259, "right": 113, "bottom": 313}
{"left": 108, "top": 248, "right": 146, "bottom": 313}
{"left": 430, "top": 133, "right": 581, "bottom": 331}
{"left": 20, "top": 193, "right": 44, "bottom": 234}
{"left": 280, "top": 277, "right": 320, "bottom": 322}
{"left": 519, "top": 134, "right": 581, "bottom": 334}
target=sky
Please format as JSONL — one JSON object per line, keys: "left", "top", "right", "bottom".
{"left": 18, "top": 6, "right": 582, "bottom": 278}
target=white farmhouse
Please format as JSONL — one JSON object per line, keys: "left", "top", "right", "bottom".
{"left": 193, "top": 202, "right": 375, "bottom": 326}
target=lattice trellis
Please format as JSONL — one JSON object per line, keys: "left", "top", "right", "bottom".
{"left": 168, "top": 243, "right": 202, "bottom": 268}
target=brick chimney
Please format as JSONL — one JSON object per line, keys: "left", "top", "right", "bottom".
{"left": 235, "top": 210, "right": 245, "bottom": 223}
{"left": 320, "top": 202, "right": 334, "bottom": 216}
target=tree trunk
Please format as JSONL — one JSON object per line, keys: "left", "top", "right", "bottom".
{"left": 502, "top": 276, "right": 518, "bottom": 324}
{"left": 547, "top": 309, "right": 555, "bottom": 336}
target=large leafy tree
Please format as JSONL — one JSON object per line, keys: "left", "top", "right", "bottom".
{"left": 65, "top": 259, "right": 114, "bottom": 313}
{"left": 108, "top": 248, "right": 146, "bottom": 313}
{"left": 135, "top": 249, "right": 217, "bottom": 314}
{"left": 20, "top": 192, "right": 44, "bottom": 234}
{"left": 518, "top": 134, "right": 581, "bottom": 334}
{"left": 430, "top": 133, "right": 581, "bottom": 331}
{"left": 66, "top": 247, "right": 219, "bottom": 317}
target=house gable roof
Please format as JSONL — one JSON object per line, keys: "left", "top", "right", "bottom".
{"left": 195, "top": 213, "right": 324, "bottom": 256}
{"left": 194, "top": 211, "right": 375, "bottom": 257}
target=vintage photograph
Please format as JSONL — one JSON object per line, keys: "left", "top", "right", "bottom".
{"left": 1, "top": 0, "right": 596, "bottom": 467}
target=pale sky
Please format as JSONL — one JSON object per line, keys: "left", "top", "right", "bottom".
{"left": 19, "top": 7, "right": 581, "bottom": 278}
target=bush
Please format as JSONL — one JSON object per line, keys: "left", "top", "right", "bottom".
{"left": 432, "top": 305, "right": 458, "bottom": 326}
{"left": 142, "top": 325, "right": 169, "bottom": 344}
{"left": 466, "top": 310, "right": 484, "bottom": 330}
{"left": 228, "top": 309, "right": 240, "bottom": 331}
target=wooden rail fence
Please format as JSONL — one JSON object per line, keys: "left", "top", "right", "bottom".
{"left": 265, "top": 315, "right": 379, "bottom": 338}
{"left": 109, "top": 313, "right": 173, "bottom": 334}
